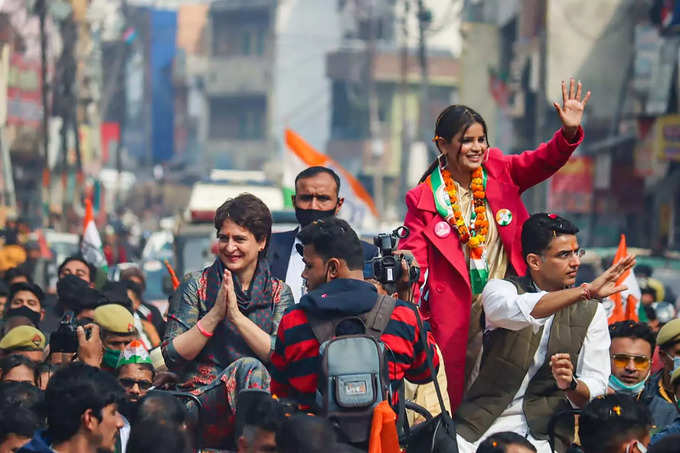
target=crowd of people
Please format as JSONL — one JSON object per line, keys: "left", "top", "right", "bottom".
{"left": 0, "top": 80, "right": 678, "bottom": 453}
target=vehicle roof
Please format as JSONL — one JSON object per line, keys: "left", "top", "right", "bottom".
{"left": 44, "top": 231, "right": 79, "bottom": 243}
{"left": 186, "top": 182, "right": 285, "bottom": 213}
{"left": 176, "top": 223, "right": 215, "bottom": 236}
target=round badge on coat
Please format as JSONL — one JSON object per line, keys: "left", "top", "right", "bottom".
{"left": 495, "top": 209, "right": 513, "bottom": 226}
{"left": 434, "top": 221, "right": 451, "bottom": 238}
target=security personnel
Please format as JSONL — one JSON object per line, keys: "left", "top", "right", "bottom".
{"left": 0, "top": 325, "right": 46, "bottom": 362}
{"left": 93, "top": 304, "right": 139, "bottom": 372}
{"left": 641, "top": 318, "right": 680, "bottom": 430}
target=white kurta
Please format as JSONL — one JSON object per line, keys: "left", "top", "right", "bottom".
{"left": 119, "top": 414, "right": 131, "bottom": 453}
{"left": 456, "top": 279, "right": 611, "bottom": 453}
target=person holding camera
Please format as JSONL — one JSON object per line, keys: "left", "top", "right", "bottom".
{"left": 400, "top": 80, "right": 590, "bottom": 409}
{"left": 270, "top": 217, "right": 439, "bottom": 407}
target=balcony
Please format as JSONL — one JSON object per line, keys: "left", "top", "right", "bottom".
{"left": 326, "top": 49, "right": 459, "bottom": 86}
{"left": 204, "top": 139, "right": 276, "bottom": 170}
{"left": 211, "top": 0, "right": 275, "bottom": 12}
{"left": 204, "top": 57, "right": 271, "bottom": 96}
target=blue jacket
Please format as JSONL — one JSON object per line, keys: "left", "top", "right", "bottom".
{"left": 651, "top": 416, "right": 680, "bottom": 445}
{"left": 17, "top": 430, "right": 55, "bottom": 453}
{"left": 641, "top": 371, "right": 678, "bottom": 430}
{"left": 267, "top": 228, "right": 378, "bottom": 281}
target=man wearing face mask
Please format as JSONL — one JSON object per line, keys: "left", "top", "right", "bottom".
{"left": 640, "top": 318, "right": 680, "bottom": 430}
{"left": 608, "top": 321, "right": 655, "bottom": 398}
{"left": 267, "top": 166, "right": 378, "bottom": 303}
{"left": 93, "top": 304, "right": 140, "bottom": 373}
{"left": 2, "top": 282, "right": 45, "bottom": 332}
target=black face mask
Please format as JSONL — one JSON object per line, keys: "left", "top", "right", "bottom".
{"left": 295, "top": 206, "right": 337, "bottom": 228}
{"left": 5, "top": 305, "right": 41, "bottom": 327}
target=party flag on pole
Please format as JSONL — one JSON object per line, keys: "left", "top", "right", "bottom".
{"left": 607, "top": 234, "right": 641, "bottom": 324}
{"left": 81, "top": 198, "right": 108, "bottom": 273}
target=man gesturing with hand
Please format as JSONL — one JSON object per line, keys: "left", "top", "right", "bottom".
{"left": 454, "top": 213, "right": 634, "bottom": 453}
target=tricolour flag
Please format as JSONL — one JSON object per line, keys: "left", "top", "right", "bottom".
{"left": 81, "top": 198, "right": 108, "bottom": 272}
{"left": 283, "top": 129, "right": 378, "bottom": 230}
{"left": 607, "top": 234, "right": 641, "bottom": 324}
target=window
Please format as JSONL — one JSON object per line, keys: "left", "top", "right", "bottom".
{"left": 255, "top": 28, "right": 265, "bottom": 56}
{"left": 212, "top": 10, "right": 269, "bottom": 57}
{"left": 241, "top": 30, "right": 252, "bottom": 55}
{"left": 209, "top": 96, "right": 266, "bottom": 140}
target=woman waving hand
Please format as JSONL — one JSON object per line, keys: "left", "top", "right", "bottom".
{"left": 400, "top": 79, "right": 590, "bottom": 409}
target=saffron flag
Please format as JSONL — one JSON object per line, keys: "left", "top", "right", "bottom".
{"left": 607, "top": 234, "right": 641, "bottom": 324}
{"left": 283, "top": 129, "right": 378, "bottom": 230}
{"left": 368, "top": 401, "right": 401, "bottom": 453}
{"left": 81, "top": 198, "right": 108, "bottom": 272}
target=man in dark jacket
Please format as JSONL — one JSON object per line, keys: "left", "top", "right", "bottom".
{"left": 267, "top": 166, "right": 377, "bottom": 303}
{"left": 650, "top": 367, "right": 680, "bottom": 445}
{"left": 270, "top": 217, "right": 438, "bottom": 406}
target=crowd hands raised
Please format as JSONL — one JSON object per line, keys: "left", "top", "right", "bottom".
{"left": 0, "top": 79, "right": 675, "bottom": 453}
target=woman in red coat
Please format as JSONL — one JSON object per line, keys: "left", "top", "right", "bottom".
{"left": 400, "top": 79, "right": 591, "bottom": 409}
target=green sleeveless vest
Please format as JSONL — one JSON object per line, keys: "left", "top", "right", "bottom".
{"left": 455, "top": 276, "right": 598, "bottom": 446}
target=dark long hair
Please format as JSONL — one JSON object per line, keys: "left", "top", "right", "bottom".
{"left": 418, "top": 105, "right": 488, "bottom": 183}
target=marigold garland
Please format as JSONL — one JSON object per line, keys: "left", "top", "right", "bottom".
{"left": 441, "top": 166, "right": 488, "bottom": 250}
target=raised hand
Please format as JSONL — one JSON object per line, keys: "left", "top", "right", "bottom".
{"left": 553, "top": 78, "right": 591, "bottom": 140}
{"left": 588, "top": 254, "right": 636, "bottom": 299}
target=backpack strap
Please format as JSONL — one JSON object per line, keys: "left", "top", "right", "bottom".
{"left": 308, "top": 316, "right": 337, "bottom": 346}
{"left": 362, "top": 294, "right": 397, "bottom": 340}
{"left": 307, "top": 294, "right": 397, "bottom": 344}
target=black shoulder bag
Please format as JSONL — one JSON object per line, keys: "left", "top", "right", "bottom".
{"left": 404, "top": 308, "right": 459, "bottom": 453}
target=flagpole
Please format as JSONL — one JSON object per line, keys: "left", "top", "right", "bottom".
{"left": 366, "top": 0, "right": 383, "bottom": 220}
{"left": 37, "top": 0, "right": 50, "bottom": 226}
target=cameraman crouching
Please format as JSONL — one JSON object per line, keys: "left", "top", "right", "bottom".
{"left": 270, "top": 217, "right": 440, "bottom": 406}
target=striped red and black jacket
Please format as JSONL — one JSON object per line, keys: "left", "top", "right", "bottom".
{"left": 270, "top": 279, "right": 439, "bottom": 406}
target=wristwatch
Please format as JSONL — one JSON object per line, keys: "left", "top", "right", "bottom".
{"left": 569, "top": 376, "right": 578, "bottom": 391}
